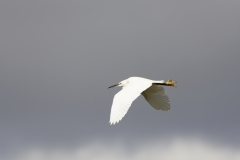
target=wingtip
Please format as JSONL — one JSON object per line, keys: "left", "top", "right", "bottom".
{"left": 109, "top": 121, "right": 115, "bottom": 125}
{"left": 109, "top": 120, "right": 120, "bottom": 125}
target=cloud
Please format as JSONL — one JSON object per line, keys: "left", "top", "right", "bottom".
{"left": 6, "top": 137, "right": 240, "bottom": 160}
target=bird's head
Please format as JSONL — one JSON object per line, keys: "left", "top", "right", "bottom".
{"left": 108, "top": 79, "right": 129, "bottom": 88}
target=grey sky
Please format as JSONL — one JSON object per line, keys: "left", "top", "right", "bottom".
{"left": 0, "top": 0, "right": 240, "bottom": 159}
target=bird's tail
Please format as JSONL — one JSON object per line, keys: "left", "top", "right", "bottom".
{"left": 166, "top": 79, "right": 177, "bottom": 88}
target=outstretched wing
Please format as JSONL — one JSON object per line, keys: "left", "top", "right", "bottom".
{"left": 110, "top": 82, "right": 151, "bottom": 125}
{"left": 141, "top": 84, "right": 171, "bottom": 111}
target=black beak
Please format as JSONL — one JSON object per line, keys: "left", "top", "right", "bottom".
{"left": 108, "top": 84, "right": 119, "bottom": 88}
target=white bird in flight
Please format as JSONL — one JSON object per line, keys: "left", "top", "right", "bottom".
{"left": 108, "top": 77, "right": 176, "bottom": 125}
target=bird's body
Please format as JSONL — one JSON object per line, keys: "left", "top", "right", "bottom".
{"left": 108, "top": 77, "right": 176, "bottom": 125}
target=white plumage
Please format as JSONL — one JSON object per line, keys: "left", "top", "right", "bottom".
{"left": 108, "top": 77, "right": 176, "bottom": 125}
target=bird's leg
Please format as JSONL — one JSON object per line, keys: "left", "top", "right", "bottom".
{"left": 166, "top": 79, "right": 177, "bottom": 88}
{"left": 153, "top": 79, "right": 177, "bottom": 87}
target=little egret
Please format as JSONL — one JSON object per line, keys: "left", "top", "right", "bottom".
{"left": 108, "top": 77, "right": 176, "bottom": 125}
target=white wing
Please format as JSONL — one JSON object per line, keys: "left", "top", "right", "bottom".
{"left": 110, "top": 81, "right": 151, "bottom": 125}
{"left": 142, "top": 84, "right": 171, "bottom": 111}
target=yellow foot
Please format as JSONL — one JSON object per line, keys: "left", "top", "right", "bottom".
{"left": 166, "top": 79, "right": 177, "bottom": 88}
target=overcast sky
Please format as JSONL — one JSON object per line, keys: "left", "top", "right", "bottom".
{"left": 1, "top": 1, "right": 240, "bottom": 159}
